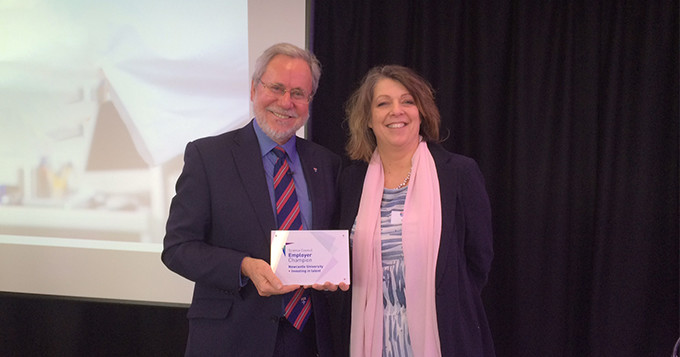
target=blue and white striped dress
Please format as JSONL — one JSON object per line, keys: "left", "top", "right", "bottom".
{"left": 352, "top": 186, "right": 413, "bottom": 357}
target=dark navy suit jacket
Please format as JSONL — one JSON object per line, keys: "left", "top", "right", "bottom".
{"left": 332, "top": 142, "right": 495, "bottom": 356}
{"left": 162, "top": 120, "right": 342, "bottom": 356}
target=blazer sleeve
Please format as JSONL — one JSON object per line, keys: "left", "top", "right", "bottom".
{"left": 161, "top": 141, "right": 248, "bottom": 293}
{"left": 459, "top": 158, "right": 494, "bottom": 291}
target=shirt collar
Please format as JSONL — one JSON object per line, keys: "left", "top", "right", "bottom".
{"left": 252, "top": 118, "right": 298, "bottom": 159}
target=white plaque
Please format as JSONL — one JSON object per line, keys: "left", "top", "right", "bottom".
{"left": 271, "top": 230, "right": 350, "bottom": 285}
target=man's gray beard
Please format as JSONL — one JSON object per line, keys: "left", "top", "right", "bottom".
{"left": 255, "top": 111, "right": 308, "bottom": 144}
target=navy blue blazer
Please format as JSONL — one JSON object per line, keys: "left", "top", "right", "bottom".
{"left": 162, "top": 120, "right": 342, "bottom": 356}
{"left": 333, "top": 142, "right": 495, "bottom": 356}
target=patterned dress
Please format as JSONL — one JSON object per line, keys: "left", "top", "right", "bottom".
{"left": 352, "top": 186, "right": 413, "bottom": 356}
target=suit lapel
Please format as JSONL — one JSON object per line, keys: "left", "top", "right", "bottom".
{"left": 429, "top": 143, "right": 453, "bottom": 287}
{"left": 232, "top": 123, "right": 276, "bottom": 240}
{"left": 297, "top": 140, "right": 322, "bottom": 229}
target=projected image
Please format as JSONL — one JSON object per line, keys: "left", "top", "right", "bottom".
{"left": 0, "top": 0, "right": 249, "bottom": 244}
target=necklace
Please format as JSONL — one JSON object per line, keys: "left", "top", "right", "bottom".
{"left": 392, "top": 167, "right": 412, "bottom": 189}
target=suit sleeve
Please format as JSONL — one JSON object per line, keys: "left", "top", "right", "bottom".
{"left": 161, "top": 141, "right": 246, "bottom": 293}
{"left": 460, "top": 158, "right": 494, "bottom": 291}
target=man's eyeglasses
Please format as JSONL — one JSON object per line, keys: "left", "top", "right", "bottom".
{"left": 258, "top": 80, "right": 312, "bottom": 104}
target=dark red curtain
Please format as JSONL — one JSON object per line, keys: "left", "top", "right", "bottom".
{"left": 309, "top": 1, "right": 679, "bottom": 356}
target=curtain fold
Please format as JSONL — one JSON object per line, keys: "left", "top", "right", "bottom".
{"left": 311, "top": 1, "right": 678, "bottom": 356}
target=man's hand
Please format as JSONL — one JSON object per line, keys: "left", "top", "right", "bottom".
{"left": 241, "top": 257, "right": 300, "bottom": 296}
{"left": 309, "top": 281, "right": 350, "bottom": 292}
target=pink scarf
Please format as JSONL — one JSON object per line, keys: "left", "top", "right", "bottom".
{"left": 350, "top": 141, "right": 442, "bottom": 356}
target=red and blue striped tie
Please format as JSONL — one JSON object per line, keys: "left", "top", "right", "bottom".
{"left": 272, "top": 146, "right": 311, "bottom": 330}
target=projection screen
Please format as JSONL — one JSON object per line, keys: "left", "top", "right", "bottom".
{"left": 0, "top": 0, "right": 308, "bottom": 305}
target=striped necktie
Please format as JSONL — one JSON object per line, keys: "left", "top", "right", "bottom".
{"left": 272, "top": 146, "right": 311, "bottom": 330}
{"left": 273, "top": 146, "right": 303, "bottom": 230}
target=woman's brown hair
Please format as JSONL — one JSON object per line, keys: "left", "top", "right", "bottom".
{"left": 345, "top": 65, "right": 441, "bottom": 162}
